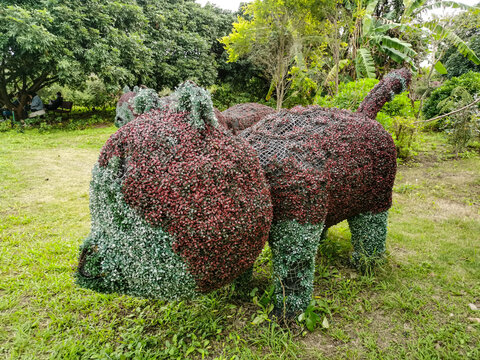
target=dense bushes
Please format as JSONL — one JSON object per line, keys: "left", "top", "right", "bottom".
{"left": 40, "top": 76, "right": 116, "bottom": 111}
{"left": 315, "top": 79, "right": 379, "bottom": 111}
{"left": 422, "top": 72, "right": 480, "bottom": 120}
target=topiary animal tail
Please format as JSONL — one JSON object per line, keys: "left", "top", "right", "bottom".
{"left": 356, "top": 67, "right": 412, "bottom": 120}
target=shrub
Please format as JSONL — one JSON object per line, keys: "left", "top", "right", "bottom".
{"left": 422, "top": 71, "right": 480, "bottom": 121}
{"left": 437, "top": 86, "right": 480, "bottom": 154}
{"left": 210, "top": 82, "right": 275, "bottom": 111}
{"left": 39, "top": 76, "right": 116, "bottom": 111}
{"left": 315, "top": 78, "right": 417, "bottom": 118}
{"left": 388, "top": 116, "right": 419, "bottom": 159}
{"left": 315, "top": 78, "right": 379, "bottom": 111}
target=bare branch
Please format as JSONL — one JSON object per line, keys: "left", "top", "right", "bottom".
{"left": 415, "top": 97, "right": 480, "bottom": 124}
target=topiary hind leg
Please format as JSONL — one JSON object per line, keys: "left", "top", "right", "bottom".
{"left": 347, "top": 211, "right": 388, "bottom": 271}
{"left": 269, "top": 220, "right": 324, "bottom": 317}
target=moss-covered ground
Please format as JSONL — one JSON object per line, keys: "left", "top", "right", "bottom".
{"left": 0, "top": 127, "right": 479, "bottom": 359}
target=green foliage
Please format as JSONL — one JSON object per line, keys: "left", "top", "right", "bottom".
{"left": 269, "top": 220, "right": 324, "bottom": 316}
{"left": 355, "top": 48, "right": 377, "bottom": 79}
{"left": 221, "top": 0, "right": 327, "bottom": 109}
{"left": 174, "top": 81, "right": 218, "bottom": 130}
{"left": 77, "top": 158, "right": 198, "bottom": 299}
{"left": 210, "top": 82, "right": 275, "bottom": 111}
{"left": 388, "top": 116, "right": 420, "bottom": 159}
{"left": 139, "top": 0, "right": 235, "bottom": 89}
{"left": 423, "top": 71, "right": 480, "bottom": 120}
{"left": 437, "top": 86, "right": 480, "bottom": 154}
{"left": 297, "top": 299, "right": 331, "bottom": 332}
{"left": 39, "top": 76, "right": 116, "bottom": 110}
{"left": 444, "top": 35, "right": 480, "bottom": 78}
{"left": 0, "top": 0, "right": 151, "bottom": 119}
{"left": 316, "top": 78, "right": 379, "bottom": 111}
{"left": 1, "top": 0, "right": 235, "bottom": 120}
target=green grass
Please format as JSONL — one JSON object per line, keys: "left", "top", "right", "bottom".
{"left": 0, "top": 127, "right": 479, "bottom": 359}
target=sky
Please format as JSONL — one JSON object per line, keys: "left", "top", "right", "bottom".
{"left": 195, "top": 0, "right": 479, "bottom": 13}
{"left": 196, "top": 0, "right": 243, "bottom": 11}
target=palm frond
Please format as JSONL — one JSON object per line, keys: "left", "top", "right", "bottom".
{"left": 355, "top": 48, "right": 376, "bottom": 79}
{"left": 380, "top": 46, "right": 417, "bottom": 70}
{"left": 434, "top": 61, "right": 448, "bottom": 75}
{"left": 325, "top": 59, "right": 351, "bottom": 85}
{"left": 375, "top": 35, "right": 417, "bottom": 58}
{"left": 413, "top": 1, "right": 475, "bottom": 17}
{"left": 424, "top": 21, "right": 480, "bottom": 65}
{"left": 403, "top": 0, "right": 428, "bottom": 18}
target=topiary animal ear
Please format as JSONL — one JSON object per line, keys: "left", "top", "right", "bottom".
{"left": 173, "top": 81, "right": 218, "bottom": 130}
{"left": 133, "top": 88, "right": 161, "bottom": 115}
{"left": 122, "top": 85, "right": 131, "bottom": 94}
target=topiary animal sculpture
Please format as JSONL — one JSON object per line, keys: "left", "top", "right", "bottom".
{"left": 76, "top": 82, "right": 273, "bottom": 299}
{"left": 77, "top": 69, "right": 410, "bottom": 318}
{"left": 239, "top": 68, "right": 411, "bottom": 315}
{"left": 222, "top": 102, "right": 275, "bottom": 134}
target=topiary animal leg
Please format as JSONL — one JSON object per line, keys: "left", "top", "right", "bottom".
{"left": 347, "top": 211, "right": 388, "bottom": 271}
{"left": 269, "top": 220, "right": 324, "bottom": 317}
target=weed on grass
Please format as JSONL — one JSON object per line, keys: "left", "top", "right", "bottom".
{"left": 0, "top": 128, "right": 479, "bottom": 359}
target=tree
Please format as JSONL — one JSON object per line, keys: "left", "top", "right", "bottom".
{"left": 137, "top": 0, "right": 235, "bottom": 90}
{"left": 441, "top": 7, "right": 480, "bottom": 77}
{"left": 401, "top": 0, "right": 480, "bottom": 117}
{"left": 0, "top": 0, "right": 152, "bottom": 121}
{"left": 221, "top": 0, "right": 328, "bottom": 110}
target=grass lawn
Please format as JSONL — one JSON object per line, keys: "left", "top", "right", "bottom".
{"left": 0, "top": 126, "right": 479, "bottom": 359}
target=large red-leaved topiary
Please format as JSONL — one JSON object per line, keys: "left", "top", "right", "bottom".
{"left": 77, "top": 82, "right": 273, "bottom": 297}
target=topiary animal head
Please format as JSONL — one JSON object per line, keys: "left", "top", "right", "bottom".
{"left": 115, "top": 86, "right": 163, "bottom": 128}
{"left": 77, "top": 82, "right": 273, "bottom": 300}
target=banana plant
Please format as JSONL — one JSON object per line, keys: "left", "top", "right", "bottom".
{"left": 402, "top": 0, "right": 480, "bottom": 69}
{"left": 401, "top": 0, "right": 480, "bottom": 118}
{"left": 353, "top": 0, "right": 417, "bottom": 79}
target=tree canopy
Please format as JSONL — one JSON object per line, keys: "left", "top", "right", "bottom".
{"left": 0, "top": 0, "right": 152, "bottom": 119}
{"left": 0, "top": 0, "right": 235, "bottom": 120}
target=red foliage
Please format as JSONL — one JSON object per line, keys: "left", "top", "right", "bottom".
{"left": 222, "top": 103, "right": 275, "bottom": 134}
{"left": 214, "top": 107, "right": 228, "bottom": 129}
{"left": 99, "top": 109, "right": 273, "bottom": 292}
{"left": 240, "top": 106, "right": 397, "bottom": 227}
{"left": 357, "top": 68, "right": 412, "bottom": 119}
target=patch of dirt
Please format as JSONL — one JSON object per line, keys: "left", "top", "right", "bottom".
{"left": 431, "top": 199, "right": 480, "bottom": 220}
